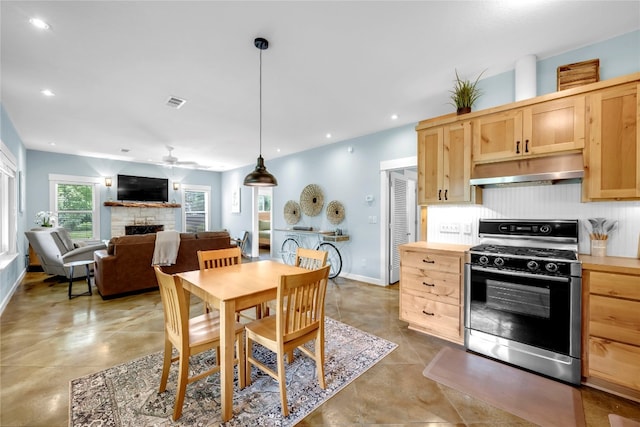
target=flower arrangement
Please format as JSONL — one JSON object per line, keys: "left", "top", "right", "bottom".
{"left": 585, "top": 217, "right": 618, "bottom": 240}
{"left": 34, "top": 211, "right": 57, "bottom": 227}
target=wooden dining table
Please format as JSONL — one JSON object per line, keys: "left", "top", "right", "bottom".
{"left": 176, "top": 260, "right": 307, "bottom": 422}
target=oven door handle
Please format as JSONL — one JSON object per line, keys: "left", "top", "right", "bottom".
{"left": 469, "top": 265, "right": 571, "bottom": 283}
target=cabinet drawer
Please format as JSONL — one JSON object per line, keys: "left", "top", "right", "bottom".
{"left": 401, "top": 267, "right": 460, "bottom": 305}
{"left": 589, "top": 337, "right": 640, "bottom": 391}
{"left": 590, "top": 271, "right": 640, "bottom": 301}
{"left": 400, "top": 293, "right": 461, "bottom": 340}
{"left": 401, "top": 250, "right": 461, "bottom": 273}
{"left": 590, "top": 295, "right": 640, "bottom": 346}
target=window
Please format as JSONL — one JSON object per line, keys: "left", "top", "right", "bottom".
{"left": 183, "top": 185, "right": 210, "bottom": 233}
{"left": 0, "top": 140, "right": 17, "bottom": 260}
{"left": 49, "top": 175, "right": 100, "bottom": 240}
{"left": 258, "top": 193, "right": 271, "bottom": 212}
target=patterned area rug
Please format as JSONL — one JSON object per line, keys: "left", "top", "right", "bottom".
{"left": 70, "top": 317, "right": 397, "bottom": 426}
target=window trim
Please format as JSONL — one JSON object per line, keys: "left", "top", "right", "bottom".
{"left": 0, "top": 139, "right": 17, "bottom": 265}
{"left": 49, "top": 174, "right": 101, "bottom": 240}
{"left": 182, "top": 184, "right": 211, "bottom": 232}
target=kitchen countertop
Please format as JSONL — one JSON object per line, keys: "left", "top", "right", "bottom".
{"left": 580, "top": 254, "right": 640, "bottom": 275}
{"left": 399, "top": 241, "right": 472, "bottom": 254}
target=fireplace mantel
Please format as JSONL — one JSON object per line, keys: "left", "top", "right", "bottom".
{"left": 104, "top": 201, "right": 181, "bottom": 208}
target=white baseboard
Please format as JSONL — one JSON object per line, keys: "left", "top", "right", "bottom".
{"left": 0, "top": 268, "right": 26, "bottom": 316}
{"left": 339, "top": 272, "right": 386, "bottom": 286}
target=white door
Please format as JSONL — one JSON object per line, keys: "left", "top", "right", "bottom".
{"left": 389, "top": 171, "right": 416, "bottom": 283}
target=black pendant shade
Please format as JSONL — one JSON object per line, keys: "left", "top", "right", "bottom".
{"left": 243, "top": 155, "right": 278, "bottom": 186}
{"left": 244, "top": 37, "right": 277, "bottom": 187}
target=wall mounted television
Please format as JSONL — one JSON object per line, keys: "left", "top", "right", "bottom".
{"left": 117, "top": 174, "right": 168, "bottom": 202}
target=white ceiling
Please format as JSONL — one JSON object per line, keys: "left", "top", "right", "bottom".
{"left": 2, "top": 1, "right": 639, "bottom": 171}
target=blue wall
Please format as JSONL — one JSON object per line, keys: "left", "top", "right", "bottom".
{"left": 1, "top": 30, "right": 638, "bottom": 301}
{"left": 222, "top": 124, "right": 416, "bottom": 280}
{"left": 0, "top": 105, "right": 28, "bottom": 309}
{"left": 475, "top": 30, "right": 640, "bottom": 111}
{"left": 25, "top": 151, "right": 225, "bottom": 240}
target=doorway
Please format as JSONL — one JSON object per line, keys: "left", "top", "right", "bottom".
{"left": 389, "top": 171, "right": 417, "bottom": 283}
{"left": 379, "top": 156, "right": 418, "bottom": 285}
{"left": 257, "top": 187, "right": 272, "bottom": 258}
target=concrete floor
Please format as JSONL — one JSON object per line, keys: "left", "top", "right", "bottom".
{"left": 2, "top": 262, "right": 640, "bottom": 426}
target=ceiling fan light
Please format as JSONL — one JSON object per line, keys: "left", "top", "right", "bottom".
{"left": 244, "top": 155, "right": 278, "bottom": 186}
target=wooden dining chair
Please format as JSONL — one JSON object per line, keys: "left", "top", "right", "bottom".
{"left": 295, "top": 247, "right": 329, "bottom": 270}
{"left": 245, "top": 265, "right": 331, "bottom": 417}
{"left": 263, "top": 247, "right": 328, "bottom": 318}
{"left": 154, "top": 266, "right": 245, "bottom": 421}
{"left": 197, "top": 247, "right": 262, "bottom": 320}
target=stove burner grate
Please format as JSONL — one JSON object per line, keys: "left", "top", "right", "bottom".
{"left": 470, "top": 244, "right": 578, "bottom": 261}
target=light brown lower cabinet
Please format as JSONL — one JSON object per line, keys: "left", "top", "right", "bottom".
{"left": 582, "top": 263, "right": 640, "bottom": 400}
{"left": 399, "top": 242, "right": 470, "bottom": 345}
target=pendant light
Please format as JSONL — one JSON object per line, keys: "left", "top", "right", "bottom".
{"left": 244, "top": 37, "right": 278, "bottom": 187}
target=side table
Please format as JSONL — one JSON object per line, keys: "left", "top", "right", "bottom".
{"left": 63, "top": 260, "right": 94, "bottom": 299}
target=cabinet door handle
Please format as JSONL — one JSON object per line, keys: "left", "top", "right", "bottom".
{"left": 422, "top": 310, "right": 435, "bottom": 316}
{"left": 444, "top": 189, "right": 448, "bottom": 200}
{"left": 438, "top": 189, "right": 442, "bottom": 200}
{"left": 422, "top": 281, "right": 435, "bottom": 287}
{"left": 422, "top": 258, "right": 435, "bottom": 264}
{"left": 525, "top": 139, "right": 529, "bottom": 153}
{"left": 516, "top": 140, "right": 520, "bottom": 154}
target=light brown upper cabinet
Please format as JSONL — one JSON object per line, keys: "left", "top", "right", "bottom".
{"left": 472, "top": 96, "right": 585, "bottom": 163}
{"left": 417, "top": 121, "right": 480, "bottom": 205}
{"left": 584, "top": 82, "right": 640, "bottom": 200}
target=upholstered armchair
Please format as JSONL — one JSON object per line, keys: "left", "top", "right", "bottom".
{"left": 25, "top": 227, "right": 106, "bottom": 279}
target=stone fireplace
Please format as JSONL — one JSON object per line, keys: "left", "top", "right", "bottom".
{"left": 107, "top": 203, "right": 179, "bottom": 237}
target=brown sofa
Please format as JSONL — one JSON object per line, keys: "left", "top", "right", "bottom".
{"left": 94, "top": 231, "right": 232, "bottom": 298}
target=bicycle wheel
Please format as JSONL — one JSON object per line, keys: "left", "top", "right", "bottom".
{"left": 280, "top": 238, "right": 299, "bottom": 265}
{"left": 317, "top": 242, "right": 342, "bottom": 279}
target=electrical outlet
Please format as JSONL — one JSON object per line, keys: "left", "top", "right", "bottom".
{"left": 369, "top": 216, "right": 377, "bottom": 224}
{"left": 439, "top": 223, "right": 460, "bottom": 233}
{"left": 463, "top": 223, "right": 472, "bottom": 235}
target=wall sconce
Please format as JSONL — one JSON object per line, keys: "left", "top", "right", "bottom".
{"left": 105, "top": 177, "right": 113, "bottom": 187}
{"left": 173, "top": 182, "right": 180, "bottom": 191}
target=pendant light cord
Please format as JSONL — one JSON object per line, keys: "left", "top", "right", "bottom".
{"left": 259, "top": 47, "right": 263, "bottom": 156}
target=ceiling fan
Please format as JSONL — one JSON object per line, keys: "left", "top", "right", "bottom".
{"left": 160, "top": 146, "right": 208, "bottom": 169}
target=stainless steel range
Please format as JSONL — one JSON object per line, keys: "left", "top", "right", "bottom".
{"left": 464, "top": 219, "right": 582, "bottom": 385}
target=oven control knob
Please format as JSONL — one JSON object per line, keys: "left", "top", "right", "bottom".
{"left": 527, "top": 260, "right": 539, "bottom": 271}
{"left": 494, "top": 257, "right": 504, "bottom": 267}
{"left": 479, "top": 255, "right": 489, "bottom": 265}
{"left": 539, "top": 224, "right": 552, "bottom": 234}
{"left": 545, "top": 262, "right": 558, "bottom": 273}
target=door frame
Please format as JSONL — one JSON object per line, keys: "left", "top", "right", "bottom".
{"left": 379, "top": 156, "right": 417, "bottom": 285}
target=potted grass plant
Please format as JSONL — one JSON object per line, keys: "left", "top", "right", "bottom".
{"left": 450, "top": 69, "right": 485, "bottom": 114}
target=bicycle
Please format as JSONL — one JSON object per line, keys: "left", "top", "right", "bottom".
{"left": 278, "top": 230, "right": 347, "bottom": 279}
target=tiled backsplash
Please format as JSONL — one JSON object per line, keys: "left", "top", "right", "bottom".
{"left": 110, "top": 207, "right": 176, "bottom": 237}
{"left": 427, "top": 183, "right": 640, "bottom": 258}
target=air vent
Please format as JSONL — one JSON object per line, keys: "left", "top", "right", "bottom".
{"left": 165, "top": 96, "right": 186, "bottom": 109}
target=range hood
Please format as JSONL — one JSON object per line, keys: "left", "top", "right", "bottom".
{"left": 469, "top": 153, "right": 584, "bottom": 187}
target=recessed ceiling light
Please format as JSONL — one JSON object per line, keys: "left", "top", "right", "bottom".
{"left": 49, "top": 142, "right": 56, "bottom": 146}
{"left": 326, "top": 133, "right": 332, "bottom": 139}
{"left": 276, "top": 148, "right": 281, "bottom": 153}
{"left": 29, "top": 18, "right": 50, "bottom": 30}
{"left": 41, "top": 89, "right": 55, "bottom": 97}
{"left": 391, "top": 114, "right": 399, "bottom": 120}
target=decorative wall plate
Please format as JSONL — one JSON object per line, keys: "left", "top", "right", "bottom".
{"left": 283, "top": 200, "right": 301, "bottom": 225}
{"left": 300, "top": 184, "right": 324, "bottom": 217}
{"left": 326, "top": 200, "right": 345, "bottom": 225}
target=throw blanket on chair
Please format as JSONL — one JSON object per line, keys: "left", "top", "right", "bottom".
{"left": 152, "top": 231, "right": 181, "bottom": 266}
